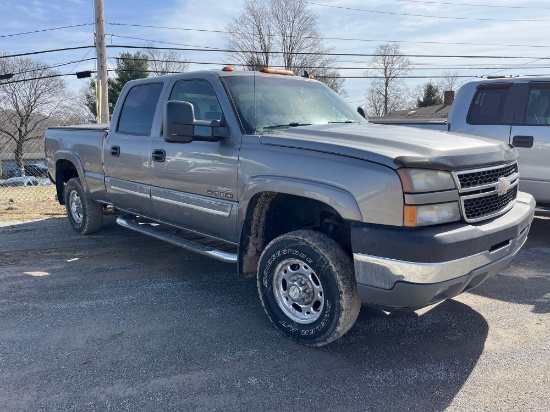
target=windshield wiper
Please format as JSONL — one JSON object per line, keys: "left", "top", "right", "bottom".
{"left": 262, "top": 122, "right": 312, "bottom": 130}
{"left": 328, "top": 120, "right": 360, "bottom": 124}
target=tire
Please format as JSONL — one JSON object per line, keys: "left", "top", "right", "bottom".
{"left": 257, "top": 230, "right": 361, "bottom": 347}
{"left": 64, "top": 177, "right": 103, "bottom": 234}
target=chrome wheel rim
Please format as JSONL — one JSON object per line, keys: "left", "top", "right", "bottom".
{"left": 69, "top": 190, "right": 83, "bottom": 224}
{"left": 272, "top": 258, "right": 324, "bottom": 324}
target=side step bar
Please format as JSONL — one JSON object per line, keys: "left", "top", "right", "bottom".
{"left": 116, "top": 215, "right": 238, "bottom": 264}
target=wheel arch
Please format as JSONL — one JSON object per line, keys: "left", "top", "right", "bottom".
{"left": 238, "top": 176, "right": 362, "bottom": 277}
{"left": 54, "top": 151, "right": 87, "bottom": 205}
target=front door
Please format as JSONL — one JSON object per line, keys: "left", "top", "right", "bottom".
{"left": 150, "top": 78, "right": 240, "bottom": 242}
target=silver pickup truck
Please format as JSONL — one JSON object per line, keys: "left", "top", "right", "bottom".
{"left": 45, "top": 68, "right": 535, "bottom": 346}
{"left": 369, "top": 76, "right": 550, "bottom": 211}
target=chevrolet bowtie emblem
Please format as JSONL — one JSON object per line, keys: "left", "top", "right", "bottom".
{"left": 496, "top": 176, "right": 512, "bottom": 196}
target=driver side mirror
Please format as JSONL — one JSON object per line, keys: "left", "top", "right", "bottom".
{"left": 163, "top": 100, "right": 229, "bottom": 143}
{"left": 357, "top": 105, "right": 367, "bottom": 119}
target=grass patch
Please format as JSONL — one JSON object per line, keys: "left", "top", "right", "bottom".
{"left": 0, "top": 186, "right": 66, "bottom": 222}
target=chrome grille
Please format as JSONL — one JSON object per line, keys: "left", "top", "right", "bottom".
{"left": 457, "top": 163, "right": 518, "bottom": 189}
{"left": 464, "top": 186, "right": 518, "bottom": 220}
{"left": 453, "top": 161, "right": 519, "bottom": 223}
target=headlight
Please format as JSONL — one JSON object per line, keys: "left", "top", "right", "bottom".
{"left": 404, "top": 202, "right": 460, "bottom": 227}
{"left": 397, "top": 168, "right": 456, "bottom": 193}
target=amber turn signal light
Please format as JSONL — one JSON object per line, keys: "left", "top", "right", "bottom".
{"left": 261, "top": 67, "right": 295, "bottom": 76}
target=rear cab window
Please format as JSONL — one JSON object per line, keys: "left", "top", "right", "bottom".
{"left": 467, "top": 84, "right": 513, "bottom": 125}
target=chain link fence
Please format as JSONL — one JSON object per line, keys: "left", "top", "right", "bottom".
{"left": 0, "top": 138, "right": 66, "bottom": 222}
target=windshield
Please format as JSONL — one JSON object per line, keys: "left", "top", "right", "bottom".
{"left": 223, "top": 75, "right": 367, "bottom": 134}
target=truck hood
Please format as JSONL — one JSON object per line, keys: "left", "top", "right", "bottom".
{"left": 259, "top": 123, "right": 517, "bottom": 171}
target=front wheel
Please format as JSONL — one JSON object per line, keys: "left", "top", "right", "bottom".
{"left": 257, "top": 230, "right": 360, "bottom": 347}
{"left": 64, "top": 177, "right": 103, "bottom": 234}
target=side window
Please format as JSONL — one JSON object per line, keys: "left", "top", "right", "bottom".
{"left": 467, "top": 86, "right": 510, "bottom": 125}
{"left": 169, "top": 79, "right": 222, "bottom": 122}
{"left": 525, "top": 86, "right": 550, "bottom": 125}
{"left": 117, "top": 83, "right": 163, "bottom": 135}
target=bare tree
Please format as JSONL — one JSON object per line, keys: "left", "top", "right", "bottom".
{"left": 0, "top": 51, "right": 72, "bottom": 175}
{"left": 225, "top": 0, "right": 346, "bottom": 95}
{"left": 142, "top": 45, "right": 190, "bottom": 76}
{"left": 314, "top": 65, "right": 347, "bottom": 98}
{"left": 365, "top": 79, "right": 409, "bottom": 117}
{"left": 365, "top": 43, "right": 411, "bottom": 116}
{"left": 437, "top": 70, "right": 461, "bottom": 94}
{"left": 226, "top": 0, "right": 273, "bottom": 70}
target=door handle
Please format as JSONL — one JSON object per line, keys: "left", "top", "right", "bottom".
{"left": 110, "top": 145, "right": 120, "bottom": 156}
{"left": 152, "top": 149, "right": 166, "bottom": 162}
{"left": 512, "top": 135, "right": 534, "bottom": 148}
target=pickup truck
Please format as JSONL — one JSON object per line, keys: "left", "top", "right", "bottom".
{"left": 45, "top": 68, "right": 535, "bottom": 346}
{"left": 368, "top": 77, "right": 550, "bottom": 211}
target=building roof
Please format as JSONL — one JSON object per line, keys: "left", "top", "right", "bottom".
{"left": 371, "top": 103, "right": 451, "bottom": 121}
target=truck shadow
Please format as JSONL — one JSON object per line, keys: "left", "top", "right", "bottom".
{"left": 316, "top": 301, "right": 488, "bottom": 411}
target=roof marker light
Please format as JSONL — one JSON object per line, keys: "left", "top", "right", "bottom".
{"left": 261, "top": 67, "right": 295, "bottom": 76}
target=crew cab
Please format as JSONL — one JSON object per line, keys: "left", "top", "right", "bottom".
{"left": 45, "top": 68, "right": 535, "bottom": 346}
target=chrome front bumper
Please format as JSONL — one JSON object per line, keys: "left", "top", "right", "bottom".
{"left": 353, "top": 224, "right": 530, "bottom": 290}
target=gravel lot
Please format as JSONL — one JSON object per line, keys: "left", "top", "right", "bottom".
{"left": 0, "top": 215, "right": 548, "bottom": 411}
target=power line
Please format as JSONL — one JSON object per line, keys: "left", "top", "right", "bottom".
{"left": 107, "top": 22, "right": 550, "bottom": 50}
{"left": 393, "top": 0, "right": 550, "bottom": 9}
{"left": 303, "top": 1, "right": 549, "bottom": 22}
{"left": 2, "top": 44, "right": 549, "bottom": 73}
{"left": 107, "top": 22, "right": 226, "bottom": 35}
{"left": 0, "top": 23, "right": 93, "bottom": 39}
{"left": 106, "top": 33, "right": 220, "bottom": 50}
{"left": 0, "top": 72, "right": 91, "bottom": 86}
{"left": 2, "top": 67, "right": 548, "bottom": 86}
{"left": 104, "top": 68, "right": 550, "bottom": 80}
{"left": 61, "top": 49, "right": 96, "bottom": 79}
{"left": 106, "top": 56, "right": 550, "bottom": 72}
{"left": 0, "top": 46, "right": 94, "bottom": 59}
{"left": 485, "top": 55, "right": 550, "bottom": 77}
{"left": 9, "top": 58, "right": 96, "bottom": 76}
{"left": 42, "top": 48, "right": 97, "bottom": 122}
{"left": 106, "top": 44, "right": 550, "bottom": 60}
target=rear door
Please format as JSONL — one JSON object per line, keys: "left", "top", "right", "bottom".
{"left": 104, "top": 81, "right": 164, "bottom": 215}
{"left": 510, "top": 82, "right": 550, "bottom": 203}
{"left": 149, "top": 78, "right": 240, "bottom": 242}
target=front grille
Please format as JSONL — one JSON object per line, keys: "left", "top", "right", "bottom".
{"left": 453, "top": 161, "right": 519, "bottom": 223}
{"left": 464, "top": 186, "right": 518, "bottom": 220}
{"left": 457, "top": 163, "right": 518, "bottom": 189}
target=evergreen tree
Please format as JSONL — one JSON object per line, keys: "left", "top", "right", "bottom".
{"left": 85, "top": 52, "right": 149, "bottom": 118}
{"left": 417, "top": 82, "right": 443, "bottom": 108}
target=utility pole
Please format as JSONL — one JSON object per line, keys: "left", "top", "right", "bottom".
{"left": 94, "top": 0, "right": 109, "bottom": 123}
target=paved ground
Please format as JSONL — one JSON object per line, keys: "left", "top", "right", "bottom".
{"left": 0, "top": 215, "right": 548, "bottom": 411}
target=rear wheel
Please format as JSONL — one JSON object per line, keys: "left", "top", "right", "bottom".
{"left": 64, "top": 177, "right": 103, "bottom": 234}
{"left": 257, "top": 230, "right": 360, "bottom": 346}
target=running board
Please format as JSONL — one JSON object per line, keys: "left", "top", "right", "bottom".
{"left": 116, "top": 215, "right": 238, "bottom": 263}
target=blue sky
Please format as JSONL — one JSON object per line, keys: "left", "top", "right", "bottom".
{"left": 2, "top": 0, "right": 550, "bottom": 107}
